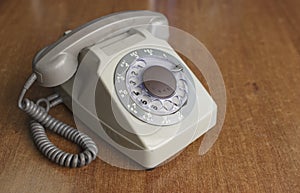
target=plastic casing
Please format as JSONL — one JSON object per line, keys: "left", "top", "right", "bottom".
{"left": 57, "top": 28, "right": 217, "bottom": 168}
{"left": 36, "top": 10, "right": 217, "bottom": 168}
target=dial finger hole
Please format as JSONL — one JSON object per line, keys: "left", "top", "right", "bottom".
{"left": 178, "top": 79, "right": 187, "bottom": 90}
{"left": 172, "top": 96, "right": 181, "bottom": 106}
{"left": 135, "top": 60, "right": 146, "bottom": 68}
{"left": 139, "top": 95, "right": 150, "bottom": 106}
{"left": 150, "top": 100, "right": 163, "bottom": 111}
{"left": 131, "top": 87, "right": 142, "bottom": 97}
{"left": 163, "top": 100, "right": 174, "bottom": 111}
{"left": 129, "top": 78, "right": 138, "bottom": 86}
{"left": 130, "top": 68, "right": 139, "bottom": 76}
{"left": 177, "top": 89, "right": 186, "bottom": 98}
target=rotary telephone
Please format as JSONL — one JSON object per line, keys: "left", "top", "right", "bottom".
{"left": 18, "top": 11, "right": 217, "bottom": 169}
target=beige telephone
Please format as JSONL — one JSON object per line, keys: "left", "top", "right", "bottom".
{"left": 18, "top": 11, "right": 217, "bottom": 169}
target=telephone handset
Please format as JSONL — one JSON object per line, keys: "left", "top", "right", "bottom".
{"left": 18, "top": 11, "right": 217, "bottom": 169}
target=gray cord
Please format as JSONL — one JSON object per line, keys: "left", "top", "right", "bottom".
{"left": 18, "top": 74, "right": 98, "bottom": 168}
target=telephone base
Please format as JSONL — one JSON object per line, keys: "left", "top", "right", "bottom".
{"left": 56, "top": 75, "right": 217, "bottom": 169}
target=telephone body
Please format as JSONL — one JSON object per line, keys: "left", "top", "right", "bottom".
{"left": 19, "top": 11, "right": 217, "bottom": 169}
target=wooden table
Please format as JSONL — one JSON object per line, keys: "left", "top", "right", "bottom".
{"left": 0, "top": 0, "right": 299, "bottom": 192}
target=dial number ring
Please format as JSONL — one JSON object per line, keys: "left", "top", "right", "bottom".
{"left": 114, "top": 48, "right": 194, "bottom": 126}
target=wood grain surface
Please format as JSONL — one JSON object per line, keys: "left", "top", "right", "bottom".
{"left": 0, "top": 0, "right": 299, "bottom": 192}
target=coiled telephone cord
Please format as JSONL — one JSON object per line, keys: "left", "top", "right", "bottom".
{"left": 18, "top": 73, "right": 98, "bottom": 168}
